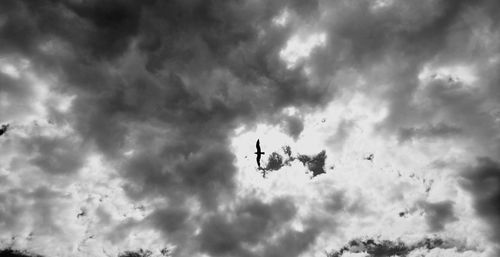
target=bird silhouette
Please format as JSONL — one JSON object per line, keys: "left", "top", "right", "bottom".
{"left": 0, "top": 124, "right": 9, "bottom": 136}
{"left": 364, "top": 153, "right": 374, "bottom": 162}
{"left": 255, "top": 139, "right": 265, "bottom": 169}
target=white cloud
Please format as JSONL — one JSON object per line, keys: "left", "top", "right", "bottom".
{"left": 273, "top": 9, "right": 290, "bottom": 27}
{"left": 280, "top": 32, "right": 326, "bottom": 69}
{"left": 1, "top": 1, "right": 500, "bottom": 256}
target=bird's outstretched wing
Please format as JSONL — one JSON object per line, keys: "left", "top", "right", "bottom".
{"left": 256, "top": 154, "right": 261, "bottom": 167}
{"left": 256, "top": 139, "right": 261, "bottom": 152}
{"left": 0, "top": 124, "right": 9, "bottom": 136}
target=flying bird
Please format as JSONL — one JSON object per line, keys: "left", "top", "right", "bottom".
{"left": 0, "top": 124, "right": 9, "bottom": 136}
{"left": 255, "top": 139, "right": 265, "bottom": 169}
{"left": 364, "top": 153, "right": 374, "bottom": 162}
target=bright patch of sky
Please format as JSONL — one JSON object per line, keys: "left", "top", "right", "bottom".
{"left": 280, "top": 32, "right": 326, "bottom": 69}
{"left": 231, "top": 89, "right": 489, "bottom": 256}
{"left": 272, "top": 9, "right": 290, "bottom": 27}
{"left": 418, "top": 64, "right": 478, "bottom": 87}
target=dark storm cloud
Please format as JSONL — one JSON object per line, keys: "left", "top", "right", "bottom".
{"left": 0, "top": 0, "right": 333, "bottom": 250}
{"left": 282, "top": 116, "right": 304, "bottom": 140}
{"left": 197, "top": 197, "right": 297, "bottom": 257}
{"left": 263, "top": 152, "right": 285, "bottom": 172}
{"left": 397, "top": 123, "right": 462, "bottom": 143}
{"left": 2, "top": 0, "right": 500, "bottom": 256}
{"left": 297, "top": 150, "right": 327, "bottom": 177}
{"left": 22, "top": 135, "right": 86, "bottom": 175}
{"left": 0, "top": 0, "right": 142, "bottom": 61}
{"left": 416, "top": 200, "right": 457, "bottom": 232}
{"left": 308, "top": 0, "right": 500, "bottom": 158}
{"left": 0, "top": 249, "right": 43, "bottom": 257}
{"left": 117, "top": 248, "right": 173, "bottom": 257}
{"left": 409, "top": 77, "right": 500, "bottom": 153}
{"left": 147, "top": 207, "right": 190, "bottom": 235}
{"left": 310, "top": 0, "right": 472, "bottom": 82}
{"left": 460, "top": 158, "right": 500, "bottom": 246}
{"left": 0, "top": 70, "right": 39, "bottom": 122}
{"left": 324, "top": 190, "right": 365, "bottom": 215}
{"left": 260, "top": 227, "right": 320, "bottom": 257}
{"left": 288, "top": 0, "right": 319, "bottom": 18}
{"left": 257, "top": 146, "right": 328, "bottom": 178}
{"left": 326, "top": 237, "right": 470, "bottom": 257}
{"left": 0, "top": 186, "right": 67, "bottom": 233}
{"left": 121, "top": 140, "right": 236, "bottom": 209}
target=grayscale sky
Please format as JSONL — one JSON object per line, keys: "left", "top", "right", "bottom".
{"left": 0, "top": 1, "right": 500, "bottom": 257}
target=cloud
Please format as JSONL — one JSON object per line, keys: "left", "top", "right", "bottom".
{"left": 0, "top": 248, "right": 43, "bottom": 257}
{"left": 282, "top": 116, "right": 304, "bottom": 140}
{"left": 0, "top": 184, "right": 77, "bottom": 250}
{"left": 1, "top": 0, "right": 500, "bottom": 256}
{"left": 460, "top": 158, "right": 500, "bottom": 249}
{"left": 196, "top": 197, "right": 298, "bottom": 257}
{"left": 146, "top": 207, "right": 190, "bottom": 235}
{"left": 117, "top": 248, "right": 175, "bottom": 257}
{"left": 323, "top": 190, "right": 366, "bottom": 215}
{"left": 416, "top": 200, "right": 457, "bottom": 232}
{"left": 1, "top": 0, "right": 335, "bottom": 254}
{"left": 326, "top": 237, "right": 476, "bottom": 257}
{"left": 24, "top": 135, "right": 85, "bottom": 175}
{"left": 260, "top": 227, "right": 320, "bottom": 257}
{"left": 397, "top": 123, "right": 462, "bottom": 143}
{"left": 263, "top": 152, "right": 285, "bottom": 172}
{"left": 305, "top": 0, "right": 500, "bottom": 157}
{"left": 257, "top": 146, "right": 327, "bottom": 179}
{"left": 326, "top": 119, "right": 355, "bottom": 151}
{"left": 297, "top": 150, "right": 327, "bottom": 177}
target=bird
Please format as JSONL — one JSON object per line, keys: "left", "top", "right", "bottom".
{"left": 255, "top": 139, "right": 265, "bottom": 169}
{"left": 364, "top": 153, "right": 374, "bottom": 162}
{"left": 0, "top": 124, "right": 9, "bottom": 136}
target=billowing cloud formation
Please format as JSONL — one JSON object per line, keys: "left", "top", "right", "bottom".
{"left": 326, "top": 237, "right": 475, "bottom": 257}
{"left": 0, "top": 1, "right": 329, "bottom": 256}
{"left": 197, "top": 197, "right": 303, "bottom": 257}
{"left": 0, "top": 249, "right": 42, "bottom": 257}
{"left": 297, "top": 150, "right": 327, "bottom": 177}
{"left": 258, "top": 146, "right": 327, "bottom": 178}
{"left": 417, "top": 200, "right": 457, "bottom": 232}
{"left": 263, "top": 152, "right": 285, "bottom": 172}
{"left": 1, "top": 0, "right": 500, "bottom": 256}
{"left": 118, "top": 248, "right": 169, "bottom": 257}
{"left": 460, "top": 158, "right": 500, "bottom": 246}
{"left": 397, "top": 123, "right": 462, "bottom": 143}
{"left": 282, "top": 116, "right": 304, "bottom": 140}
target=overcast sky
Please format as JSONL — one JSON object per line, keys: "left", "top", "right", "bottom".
{"left": 1, "top": 0, "right": 500, "bottom": 257}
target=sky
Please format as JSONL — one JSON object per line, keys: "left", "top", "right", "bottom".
{"left": 0, "top": 0, "right": 500, "bottom": 257}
